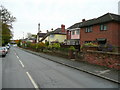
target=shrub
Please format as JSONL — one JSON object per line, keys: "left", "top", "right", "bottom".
{"left": 69, "top": 46, "right": 75, "bottom": 51}
{"left": 98, "top": 44, "right": 115, "bottom": 52}
{"left": 48, "top": 44, "right": 53, "bottom": 49}
{"left": 48, "top": 43, "right": 60, "bottom": 50}
{"left": 30, "top": 43, "right": 36, "bottom": 49}
{"left": 45, "top": 41, "right": 49, "bottom": 46}
{"left": 52, "top": 43, "right": 60, "bottom": 49}
{"left": 26, "top": 41, "right": 31, "bottom": 48}
{"left": 37, "top": 42, "right": 45, "bottom": 49}
{"left": 81, "top": 42, "right": 98, "bottom": 49}
{"left": 17, "top": 40, "right": 21, "bottom": 47}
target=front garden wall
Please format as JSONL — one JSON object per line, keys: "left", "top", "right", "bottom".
{"left": 83, "top": 51, "right": 120, "bottom": 70}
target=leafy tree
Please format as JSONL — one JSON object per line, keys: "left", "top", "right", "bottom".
{"left": 0, "top": 5, "right": 16, "bottom": 24}
{"left": 2, "top": 23, "right": 12, "bottom": 45}
{"left": 0, "top": 5, "right": 16, "bottom": 46}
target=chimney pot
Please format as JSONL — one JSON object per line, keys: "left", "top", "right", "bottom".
{"left": 61, "top": 24, "right": 65, "bottom": 33}
{"left": 82, "top": 19, "right": 86, "bottom": 22}
{"left": 47, "top": 30, "right": 49, "bottom": 33}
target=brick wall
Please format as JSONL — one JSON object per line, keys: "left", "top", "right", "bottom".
{"left": 66, "top": 30, "right": 71, "bottom": 39}
{"left": 83, "top": 51, "right": 120, "bottom": 70}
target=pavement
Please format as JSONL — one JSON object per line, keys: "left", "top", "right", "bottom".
{"left": 19, "top": 47, "right": 120, "bottom": 84}
{"left": 0, "top": 56, "right": 2, "bottom": 90}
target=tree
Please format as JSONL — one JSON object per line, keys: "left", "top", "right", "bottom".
{"left": 2, "top": 23, "right": 12, "bottom": 45}
{"left": 0, "top": 5, "right": 16, "bottom": 24}
{"left": 0, "top": 5, "right": 16, "bottom": 46}
{"left": 26, "top": 33, "right": 32, "bottom": 39}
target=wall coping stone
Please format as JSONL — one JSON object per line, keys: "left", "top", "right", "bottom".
{"left": 86, "top": 50, "right": 120, "bottom": 55}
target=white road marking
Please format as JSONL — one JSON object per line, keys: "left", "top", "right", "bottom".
{"left": 19, "top": 60, "right": 25, "bottom": 68}
{"left": 16, "top": 56, "right": 19, "bottom": 59}
{"left": 26, "top": 72, "right": 39, "bottom": 89}
{"left": 98, "top": 70, "right": 110, "bottom": 75}
{"left": 15, "top": 53, "right": 17, "bottom": 55}
{"left": 15, "top": 55, "right": 24, "bottom": 68}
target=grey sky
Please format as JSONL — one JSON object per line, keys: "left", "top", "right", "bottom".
{"left": 1, "top": 0, "right": 119, "bottom": 39}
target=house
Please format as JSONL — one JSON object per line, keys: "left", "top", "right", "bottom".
{"left": 36, "top": 32, "right": 46, "bottom": 43}
{"left": 40, "top": 24, "right": 66, "bottom": 44}
{"left": 66, "top": 22, "right": 81, "bottom": 45}
{"left": 79, "top": 13, "right": 120, "bottom": 47}
{"left": 26, "top": 34, "right": 37, "bottom": 43}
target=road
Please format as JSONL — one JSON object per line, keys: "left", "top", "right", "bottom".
{"left": 2, "top": 47, "right": 119, "bottom": 88}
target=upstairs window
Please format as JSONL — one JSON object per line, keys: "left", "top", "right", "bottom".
{"left": 76, "top": 29, "right": 80, "bottom": 35}
{"left": 50, "top": 34, "right": 54, "bottom": 38}
{"left": 85, "top": 26, "right": 92, "bottom": 33}
{"left": 72, "top": 30, "right": 75, "bottom": 35}
{"left": 100, "top": 24, "right": 107, "bottom": 31}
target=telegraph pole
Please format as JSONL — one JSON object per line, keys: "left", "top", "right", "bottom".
{"left": 38, "top": 23, "right": 41, "bottom": 33}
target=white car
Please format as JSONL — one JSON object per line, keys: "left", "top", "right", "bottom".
{"left": 0, "top": 47, "right": 7, "bottom": 57}
{"left": 4, "top": 47, "right": 8, "bottom": 54}
{"left": 6, "top": 45, "right": 10, "bottom": 50}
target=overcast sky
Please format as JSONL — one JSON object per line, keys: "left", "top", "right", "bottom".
{"left": 1, "top": 0, "right": 120, "bottom": 39}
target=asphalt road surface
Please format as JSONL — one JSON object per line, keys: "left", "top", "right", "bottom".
{"left": 2, "top": 47, "right": 119, "bottom": 88}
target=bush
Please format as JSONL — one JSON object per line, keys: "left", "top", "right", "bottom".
{"left": 26, "top": 41, "right": 31, "bottom": 48}
{"left": 36, "top": 42, "right": 45, "bottom": 49}
{"left": 30, "top": 43, "right": 36, "bottom": 49}
{"left": 69, "top": 46, "right": 75, "bottom": 51}
{"left": 81, "top": 42, "right": 98, "bottom": 49}
{"left": 48, "top": 44, "right": 53, "bottom": 50}
{"left": 52, "top": 43, "right": 60, "bottom": 49}
{"left": 98, "top": 44, "right": 115, "bottom": 52}
{"left": 58, "top": 47, "right": 69, "bottom": 52}
{"left": 48, "top": 43, "right": 60, "bottom": 50}
{"left": 17, "top": 40, "right": 21, "bottom": 47}
{"left": 45, "top": 41, "right": 49, "bottom": 46}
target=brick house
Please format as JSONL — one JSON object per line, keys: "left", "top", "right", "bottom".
{"left": 66, "top": 22, "right": 81, "bottom": 45}
{"left": 80, "top": 13, "right": 120, "bottom": 47}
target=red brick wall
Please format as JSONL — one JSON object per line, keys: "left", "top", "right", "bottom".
{"left": 61, "top": 24, "right": 66, "bottom": 33}
{"left": 80, "top": 22, "right": 120, "bottom": 47}
{"left": 84, "top": 51, "right": 120, "bottom": 70}
{"left": 67, "top": 30, "right": 71, "bottom": 39}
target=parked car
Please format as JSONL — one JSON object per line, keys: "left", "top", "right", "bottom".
{"left": 3, "top": 47, "right": 8, "bottom": 54}
{"left": 0, "top": 47, "right": 7, "bottom": 57}
{"left": 6, "top": 45, "right": 10, "bottom": 50}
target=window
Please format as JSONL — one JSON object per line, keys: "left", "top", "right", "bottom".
{"left": 100, "top": 24, "right": 107, "bottom": 31}
{"left": 84, "top": 41, "right": 92, "bottom": 43}
{"left": 72, "top": 30, "right": 75, "bottom": 35}
{"left": 76, "top": 29, "right": 80, "bottom": 35}
{"left": 50, "top": 34, "right": 54, "bottom": 38}
{"left": 85, "top": 26, "right": 92, "bottom": 32}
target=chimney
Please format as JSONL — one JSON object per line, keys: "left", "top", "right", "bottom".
{"left": 61, "top": 24, "right": 65, "bottom": 33}
{"left": 82, "top": 19, "right": 86, "bottom": 22}
{"left": 46, "top": 30, "right": 49, "bottom": 33}
{"left": 51, "top": 28, "right": 53, "bottom": 31}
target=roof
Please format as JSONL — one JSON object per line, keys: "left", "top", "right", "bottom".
{"left": 81, "top": 13, "right": 120, "bottom": 27}
{"left": 68, "top": 13, "right": 120, "bottom": 29}
{"left": 52, "top": 28, "right": 66, "bottom": 34}
{"left": 40, "top": 28, "right": 66, "bottom": 42}
{"left": 40, "top": 32, "right": 51, "bottom": 42}
{"left": 67, "top": 22, "right": 81, "bottom": 29}
{"left": 37, "top": 33, "right": 46, "bottom": 37}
